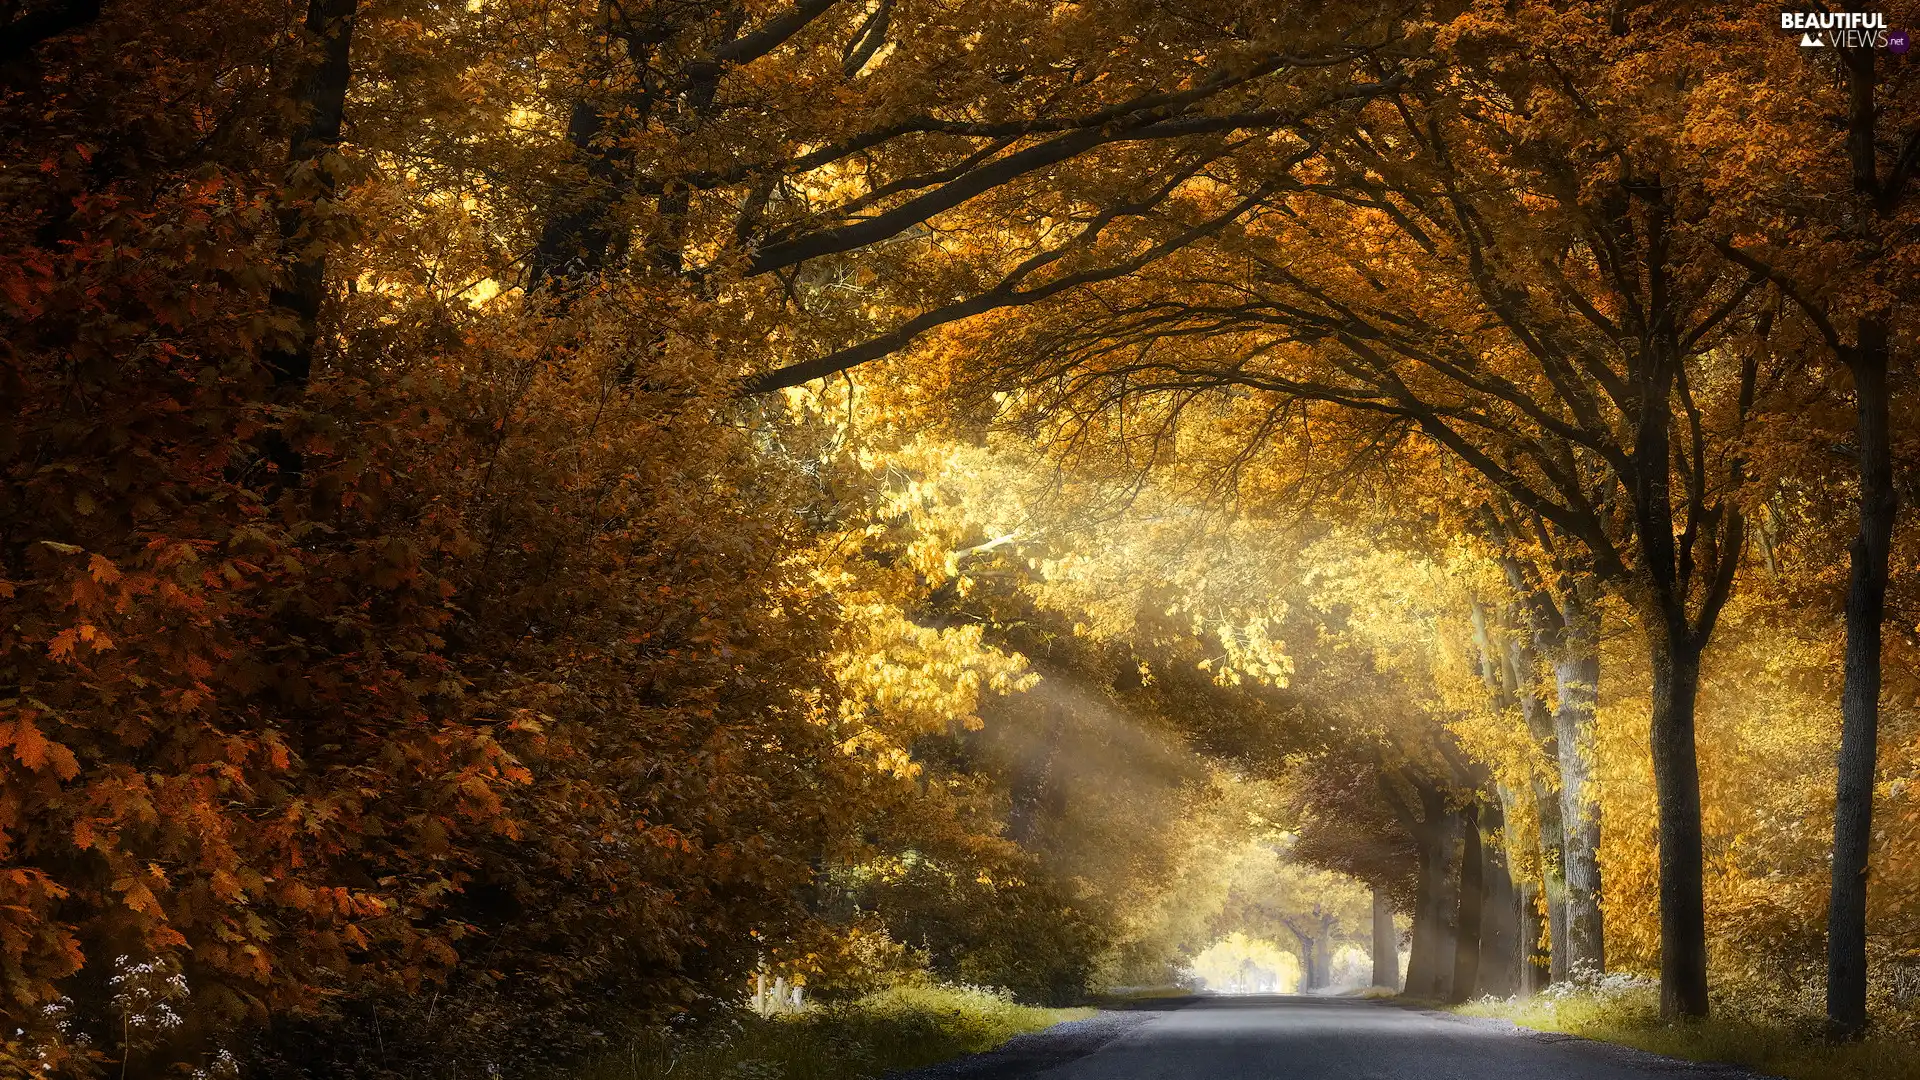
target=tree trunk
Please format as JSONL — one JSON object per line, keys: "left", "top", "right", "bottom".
{"left": 1648, "top": 627, "right": 1710, "bottom": 1019}
{"left": 1312, "top": 917, "right": 1333, "bottom": 991}
{"left": 527, "top": 96, "right": 630, "bottom": 292}
{"left": 1289, "top": 925, "right": 1317, "bottom": 994}
{"left": 1449, "top": 804, "right": 1484, "bottom": 1004}
{"left": 1372, "top": 887, "right": 1400, "bottom": 989}
{"left": 1512, "top": 634, "right": 1569, "bottom": 983}
{"left": 1477, "top": 797, "right": 1522, "bottom": 997}
{"left": 1406, "top": 876, "right": 1440, "bottom": 996}
{"left": 266, "top": 0, "right": 358, "bottom": 394}
{"left": 1529, "top": 743, "right": 1570, "bottom": 983}
{"left": 1828, "top": 321, "right": 1895, "bottom": 1039}
{"left": 1406, "top": 790, "right": 1459, "bottom": 1001}
{"left": 1518, "top": 867, "right": 1550, "bottom": 994}
{"left": 1555, "top": 587, "right": 1605, "bottom": 978}
{"left": 1479, "top": 597, "right": 1572, "bottom": 983}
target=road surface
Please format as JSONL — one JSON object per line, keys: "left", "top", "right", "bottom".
{"left": 901, "top": 995, "right": 1770, "bottom": 1080}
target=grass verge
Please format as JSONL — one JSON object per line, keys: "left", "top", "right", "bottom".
{"left": 575, "top": 985, "right": 1093, "bottom": 1080}
{"left": 1091, "top": 985, "right": 1195, "bottom": 1003}
{"left": 1455, "top": 982, "right": 1920, "bottom": 1080}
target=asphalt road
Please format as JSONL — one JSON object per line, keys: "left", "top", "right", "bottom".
{"left": 900, "top": 996, "right": 1772, "bottom": 1080}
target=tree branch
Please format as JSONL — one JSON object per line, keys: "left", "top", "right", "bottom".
{"left": 742, "top": 180, "right": 1279, "bottom": 394}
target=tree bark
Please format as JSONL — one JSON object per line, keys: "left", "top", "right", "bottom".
{"left": 1627, "top": 261, "right": 1725, "bottom": 1020}
{"left": 265, "top": 0, "right": 358, "bottom": 395}
{"left": 1372, "top": 886, "right": 1400, "bottom": 989}
{"left": 1405, "top": 785, "right": 1459, "bottom": 1001}
{"left": 1555, "top": 587, "right": 1605, "bottom": 978}
{"left": 527, "top": 96, "right": 630, "bottom": 291}
{"left": 528, "top": 2, "right": 839, "bottom": 291}
{"left": 1475, "top": 595, "right": 1572, "bottom": 983}
{"left": 1647, "top": 626, "right": 1710, "bottom": 1019}
{"left": 1518, "top": 867, "right": 1550, "bottom": 994}
{"left": 1827, "top": 319, "right": 1895, "bottom": 1039}
{"left": 1312, "top": 916, "right": 1334, "bottom": 991}
{"left": 1515, "top": 664, "right": 1571, "bottom": 984}
{"left": 1287, "top": 924, "right": 1317, "bottom": 993}
{"left": 1477, "top": 797, "right": 1523, "bottom": 997}
{"left": 1449, "top": 803, "right": 1484, "bottom": 1004}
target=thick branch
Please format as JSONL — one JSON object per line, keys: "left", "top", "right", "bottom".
{"left": 745, "top": 78, "right": 1404, "bottom": 275}
{"left": 743, "top": 182, "right": 1277, "bottom": 394}
{"left": 712, "top": 0, "right": 841, "bottom": 67}
{"left": 1711, "top": 241, "right": 1844, "bottom": 355}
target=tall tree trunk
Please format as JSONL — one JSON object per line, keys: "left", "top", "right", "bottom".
{"left": 1519, "top": 868, "right": 1550, "bottom": 994}
{"left": 1629, "top": 291, "right": 1724, "bottom": 1020}
{"left": 1405, "top": 789, "right": 1459, "bottom": 1001}
{"left": 524, "top": 0, "right": 699, "bottom": 294}
{"left": 1518, "top": 691, "right": 1571, "bottom": 983}
{"left": 1648, "top": 625, "right": 1710, "bottom": 1019}
{"left": 1555, "top": 587, "right": 1605, "bottom": 977}
{"left": 1312, "top": 916, "right": 1334, "bottom": 991}
{"left": 266, "top": 0, "right": 358, "bottom": 394}
{"left": 1477, "top": 596, "right": 1572, "bottom": 982}
{"left": 1507, "top": 631, "right": 1570, "bottom": 982}
{"left": 527, "top": 96, "right": 630, "bottom": 292}
{"left": 1449, "top": 804, "right": 1484, "bottom": 1004}
{"left": 1537, "top": 791, "right": 1570, "bottom": 983}
{"left": 1477, "top": 797, "right": 1522, "bottom": 997}
{"left": 1372, "top": 887, "right": 1400, "bottom": 989}
{"left": 1288, "top": 924, "right": 1317, "bottom": 993}
{"left": 1828, "top": 320, "right": 1895, "bottom": 1039}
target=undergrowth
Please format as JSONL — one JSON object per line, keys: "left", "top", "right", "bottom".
{"left": 1455, "top": 973, "right": 1920, "bottom": 1080}
{"left": 572, "top": 985, "right": 1091, "bottom": 1080}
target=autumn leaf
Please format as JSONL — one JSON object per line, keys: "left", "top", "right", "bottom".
{"left": 88, "top": 554, "right": 121, "bottom": 585}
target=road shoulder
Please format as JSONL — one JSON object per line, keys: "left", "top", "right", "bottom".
{"left": 1381, "top": 998, "right": 1782, "bottom": 1078}
{"left": 884, "top": 1004, "right": 1175, "bottom": 1079}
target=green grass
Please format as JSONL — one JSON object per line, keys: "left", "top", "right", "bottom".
{"left": 1092, "top": 985, "right": 1195, "bottom": 1003}
{"left": 574, "top": 985, "right": 1093, "bottom": 1080}
{"left": 1455, "top": 980, "right": 1920, "bottom": 1080}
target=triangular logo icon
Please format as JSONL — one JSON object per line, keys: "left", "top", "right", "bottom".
{"left": 1801, "top": 31, "right": 1824, "bottom": 46}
